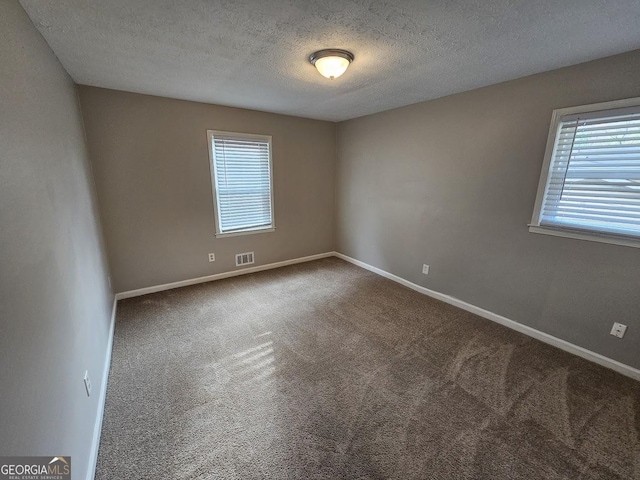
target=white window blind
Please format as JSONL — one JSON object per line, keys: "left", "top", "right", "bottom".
{"left": 531, "top": 101, "right": 640, "bottom": 245}
{"left": 208, "top": 131, "right": 274, "bottom": 235}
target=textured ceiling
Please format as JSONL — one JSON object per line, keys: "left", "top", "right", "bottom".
{"left": 19, "top": 0, "right": 640, "bottom": 122}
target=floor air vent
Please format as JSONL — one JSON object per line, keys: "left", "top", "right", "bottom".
{"left": 235, "top": 252, "right": 255, "bottom": 267}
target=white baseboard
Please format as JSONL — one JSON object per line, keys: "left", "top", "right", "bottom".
{"left": 86, "top": 296, "right": 117, "bottom": 480}
{"left": 115, "top": 252, "right": 334, "bottom": 300}
{"left": 334, "top": 252, "right": 640, "bottom": 381}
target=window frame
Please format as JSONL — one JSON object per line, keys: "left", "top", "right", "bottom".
{"left": 529, "top": 97, "right": 640, "bottom": 249}
{"left": 207, "top": 130, "right": 276, "bottom": 238}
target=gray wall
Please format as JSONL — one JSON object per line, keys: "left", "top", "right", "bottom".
{"left": 0, "top": 1, "right": 113, "bottom": 478}
{"left": 336, "top": 50, "right": 640, "bottom": 370}
{"left": 78, "top": 87, "right": 336, "bottom": 293}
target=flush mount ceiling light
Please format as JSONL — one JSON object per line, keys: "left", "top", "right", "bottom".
{"left": 309, "top": 49, "right": 354, "bottom": 79}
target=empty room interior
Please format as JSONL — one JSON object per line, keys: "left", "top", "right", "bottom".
{"left": 3, "top": 0, "right": 640, "bottom": 478}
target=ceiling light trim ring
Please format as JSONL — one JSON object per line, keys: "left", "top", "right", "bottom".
{"left": 309, "top": 49, "right": 354, "bottom": 65}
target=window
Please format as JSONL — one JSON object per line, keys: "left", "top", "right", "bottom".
{"left": 530, "top": 98, "right": 640, "bottom": 248}
{"left": 207, "top": 130, "right": 275, "bottom": 237}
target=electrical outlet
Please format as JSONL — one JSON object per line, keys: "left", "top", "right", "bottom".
{"left": 610, "top": 322, "right": 627, "bottom": 339}
{"left": 208, "top": 253, "right": 215, "bottom": 262}
{"left": 83, "top": 371, "right": 92, "bottom": 397}
{"left": 422, "top": 264, "right": 430, "bottom": 275}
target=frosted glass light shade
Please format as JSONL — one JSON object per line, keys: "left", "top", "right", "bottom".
{"left": 309, "top": 49, "right": 354, "bottom": 80}
{"left": 314, "top": 56, "right": 350, "bottom": 79}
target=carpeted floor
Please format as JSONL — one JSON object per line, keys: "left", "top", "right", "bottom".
{"left": 96, "top": 257, "right": 640, "bottom": 479}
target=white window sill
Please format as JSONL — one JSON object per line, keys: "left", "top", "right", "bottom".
{"left": 528, "top": 225, "right": 640, "bottom": 249}
{"left": 215, "top": 227, "right": 275, "bottom": 239}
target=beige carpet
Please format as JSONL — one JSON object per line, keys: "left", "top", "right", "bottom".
{"left": 96, "top": 257, "right": 640, "bottom": 479}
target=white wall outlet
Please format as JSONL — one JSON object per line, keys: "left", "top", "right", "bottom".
{"left": 422, "top": 264, "right": 430, "bottom": 275}
{"left": 610, "top": 322, "right": 627, "bottom": 339}
{"left": 208, "top": 253, "right": 215, "bottom": 262}
{"left": 83, "top": 371, "right": 92, "bottom": 397}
